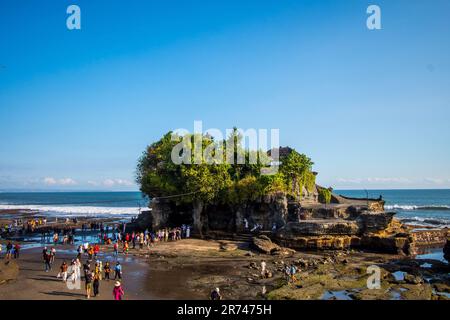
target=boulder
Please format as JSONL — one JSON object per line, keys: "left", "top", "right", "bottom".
{"left": 220, "top": 243, "right": 238, "bottom": 251}
{"left": 252, "top": 235, "right": 281, "bottom": 254}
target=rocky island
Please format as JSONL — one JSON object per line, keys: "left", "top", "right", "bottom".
{"left": 132, "top": 132, "right": 429, "bottom": 256}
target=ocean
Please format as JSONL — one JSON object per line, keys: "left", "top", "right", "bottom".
{"left": 0, "top": 190, "right": 449, "bottom": 228}
{"left": 337, "top": 189, "right": 450, "bottom": 228}
{"left": 0, "top": 192, "right": 148, "bottom": 218}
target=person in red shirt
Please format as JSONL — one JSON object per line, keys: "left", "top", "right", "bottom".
{"left": 94, "top": 244, "right": 100, "bottom": 258}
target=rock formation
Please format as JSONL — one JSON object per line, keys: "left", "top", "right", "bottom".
{"left": 130, "top": 186, "right": 416, "bottom": 254}
{"left": 444, "top": 238, "right": 450, "bottom": 262}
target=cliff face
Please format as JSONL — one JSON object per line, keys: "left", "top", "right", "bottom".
{"left": 131, "top": 188, "right": 415, "bottom": 254}
{"left": 444, "top": 239, "right": 450, "bottom": 262}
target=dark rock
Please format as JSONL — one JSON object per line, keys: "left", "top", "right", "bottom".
{"left": 405, "top": 274, "right": 423, "bottom": 285}
{"left": 444, "top": 238, "right": 450, "bottom": 262}
{"left": 356, "top": 211, "right": 395, "bottom": 233}
{"left": 277, "top": 221, "right": 359, "bottom": 236}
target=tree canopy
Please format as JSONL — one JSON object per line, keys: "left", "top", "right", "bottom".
{"left": 136, "top": 130, "right": 316, "bottom": 205}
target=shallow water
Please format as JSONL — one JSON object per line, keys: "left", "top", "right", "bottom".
{"left": 321, "top": 290, "right": 353, "bottom": 300}
{"left": 392, "top": 271, "right": 406, "bottom": 281}
{"left": 415, "top": 248, "right": 446, "bottom": 262}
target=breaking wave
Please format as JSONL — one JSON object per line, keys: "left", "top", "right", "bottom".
{"left": 399, "top": 216, "right": 450, "bottom": 227}
{"left": 385, "top": 204, "right": 450, "bottom": 211}
{"left": 0, "top": 204, "right": 141, "bottom": 216}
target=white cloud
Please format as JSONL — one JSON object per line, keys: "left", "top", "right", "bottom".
{"left": 43, "top": 177, "right": 57, "bottom": 185}
{"left": 334, "top": 177, "right": 450, "bottom": 187}
{"left": 102, "top": 179, "right": 134, "bottom": 187}
{"left": 424, "top": 178, "right": 445, "bottom": 184}
{"left": 336, "top": 177, "right": 413, "bottom": 184}
{"left": 43, "top": 177, "right": 77, "bottom": 186}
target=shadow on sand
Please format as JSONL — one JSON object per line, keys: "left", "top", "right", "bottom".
{"left": 40, "top": 291, "right": 86, "bottom": 298}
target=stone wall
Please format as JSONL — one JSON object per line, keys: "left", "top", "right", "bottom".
{"left": 411, "top": 228, "right": 449, "bottom": 246}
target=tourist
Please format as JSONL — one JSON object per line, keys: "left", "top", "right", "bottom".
{"left": 210, "top": 287, "right": 222, "bottom": 300}
{"left": 5, "top": 241, "right": 13, "bottom": 259}
{"left": 13, "top": 243, "right": 20, "bottom": 259}
{"left": 83, "top": 241, "right": 89, "bottom": 252}
{"left": 42, "top": 247, "right": 48, "bottom": 260}
{"left": 93, "top": 272, "right": 100, "bottom": 297}
{"left": 50, "top": 247, "right": 56, "bottom": 263}
{"left": 114, "top": 241, "right": 119, "bottom": 257}
{"left": 284, "top": 265, "right": 290, "bottom": 282}
{"left": 186, "top": 226, "right": 191, "bottom": 238}
{"left": 85, "top": 269, "right": 93, "bottom": 299}
{"left": 93, "top": 244, "right": 99, "bottom": 258}
{"left": 289, "top": 264, "right": 297, "bottom": 283}
{"left": 44, "top": 251, "right": 52, "bottom": 272}
{"left": 131, "top": 232, "right": 136, "bottom": 249}
{"left": 123, "top": 241, "right": 129, "bottom": 255}
{"left": 104, "top": 261, "right": 111, "bottom": 280}
{"left": 57, "top": 261, "right": 68, "bottom": 281}
{"left": 114, "top": 261, "right": 122, "bottom": 279}
{"left": 139, "top": 232, "right": 144, "bottom": 249}
{"left": 74, "top": 258, "right": 82, "bottom": 282}
{"left": 113, "top": 281, "right": 125, "bottom": 300}
{"left": 0, "top": 243, "right": 2, "bottom": 258}
{"left": 53, "top": 232, "right": 58, "bottom": 244}
{"left": 77, "top": 245, "right": 83, "bottom": 259}
{"left": 244, "top": 218, "right": 249, "bottom": 230}
{"left": 261, "top": 261, "right": 266, "bottom": 277}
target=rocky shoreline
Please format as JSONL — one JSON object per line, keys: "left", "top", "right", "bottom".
{"left": 1, "top": 208, "right": 449, "bottom": 300}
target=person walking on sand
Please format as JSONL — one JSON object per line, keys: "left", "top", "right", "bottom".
{"left": 210, "top": 287, "right": 222, "bottom": 300}
{"left": 13, "top": 243, "right": 20, "bottom": 259}
{"left": 74, "top": 258, "right": 81, "bottom": 282}
{"left": 85, "top": 269, "right": 93, "bottom": 299}
{"left": 5, "top": 241, "right": 13, "bottom": 259}
{"left": 77, "top": 245, "right": 83, "bottom": 259}
{"left": 123, "top": 241, "right": 129, "bottom": 255}
{"left": 93, "top": 272, "right": 100, "bottom": 297}
{"left": 50, "top": 247, "right": 56, "bottom": 264}
{"left": 113, "top": 281, "right": 124, "bottom": 300}
{"left": 114, "top": 262, "right": 122, "bottom": 280}
{"left": 44, "top": 251, "right": 52, "bottom": 272}
{"left": 104, "top": 262, "right": 111, "bottom": 280}
{"left": 58, "top": 261, "right": 68, "bottom": 281}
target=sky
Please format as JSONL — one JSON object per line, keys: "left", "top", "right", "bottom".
{"left": 0, "top": 0, "right": 449, "bottom": 191}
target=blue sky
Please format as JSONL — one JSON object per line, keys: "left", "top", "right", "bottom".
{"left": 0, "top": 0, "right": 449, "bottom": 191}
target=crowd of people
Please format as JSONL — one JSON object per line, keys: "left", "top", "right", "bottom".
{"left": 0, "top": 241, "right": 21, "bottom": 259}
{"left": 46, "top": 240, "right": 126, "bottom": 300}
{"left": 1, "top": 217, "right": 47, "bottom": 235}
{"left": 1, "top": 221, "right": 238, "bottom": 300}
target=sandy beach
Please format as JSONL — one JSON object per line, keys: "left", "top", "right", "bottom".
{"left": 2, "top": 234, "right": 449, "bottom": 300}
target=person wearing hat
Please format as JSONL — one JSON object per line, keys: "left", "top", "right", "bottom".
{"left": 210, "top": 287, "right": 222, "bottom": 300}
{"left": 113, "top": 281, "right": 124, "bottom": 300}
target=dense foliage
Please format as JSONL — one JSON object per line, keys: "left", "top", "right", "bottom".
{"left": 136, "top": 130, "right": 316, "bottom": 205}
{"left": 318, "top": 187, "right": 332, "bottom": 204}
